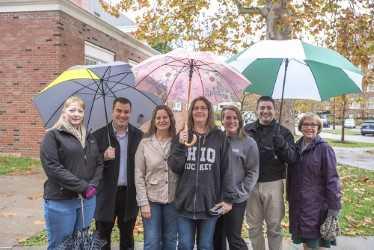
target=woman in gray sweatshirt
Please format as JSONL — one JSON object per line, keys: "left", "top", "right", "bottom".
{"left": 214, "top": 105, "right": 260, "bottom": 250}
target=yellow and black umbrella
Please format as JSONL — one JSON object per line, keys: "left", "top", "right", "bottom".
{"left": 33, "top": 62, "right": 161, "bottom": 132}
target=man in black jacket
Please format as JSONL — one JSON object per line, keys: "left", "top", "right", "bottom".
{"left": 94, "top": 97, "right": 143, "bottom": 250}
{"left": 244, "top": 96, "right": 297, "bottom": 250}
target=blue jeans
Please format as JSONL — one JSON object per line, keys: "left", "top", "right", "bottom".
{"left": 177, "top": 215, "right": 218, "bottom": 250}
{"left": 43, "top": 196, "right": 96, "bottom": 249}
{"left": 142, "top": 202, "right": 178, "bottom": 250}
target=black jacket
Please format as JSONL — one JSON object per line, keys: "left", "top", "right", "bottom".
{"left": 244, "top": 120, "right": 297, "bottom": 182}
{"left": 168, "top": 128, "right": 235, "bottom": 219}
{"left": 40, "top": 128, "right": 103, "bottom": 200}
{"left": 93, "top": 122, "right": 143, "bottom": 222}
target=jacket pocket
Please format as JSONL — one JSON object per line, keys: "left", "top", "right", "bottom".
{"left": 148, "top": 179, "right": 159, "bottom": 185}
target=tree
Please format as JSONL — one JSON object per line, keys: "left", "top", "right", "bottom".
{"left": 100, "top": 0, "right": 373, "bottom": 135}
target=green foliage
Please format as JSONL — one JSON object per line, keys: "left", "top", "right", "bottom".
{"left": 0, "top": 156, "right": 40, "bottom": 175}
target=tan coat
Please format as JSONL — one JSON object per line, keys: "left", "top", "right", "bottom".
{"left": 135, "top": 135, "right": 177, "bottom": 207}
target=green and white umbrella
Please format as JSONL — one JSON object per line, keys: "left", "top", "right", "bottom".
{"left": 227, "top": 39, "right": 363, "bottom": 101}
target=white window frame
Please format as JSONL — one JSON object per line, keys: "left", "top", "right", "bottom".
{"left": 172, "top": 102, "right": 182, "bottom": 112}
{"left": 84, "top": 41, "right": 115, "bottom": 65}
{"left": 368, "top": 98, "right": 374, "bottom": 109}
{"left": 367, "top": 83, "right": 374, "bottom": 93}
{"left": 349, "top": 101, "right": 361, "bottom": 110}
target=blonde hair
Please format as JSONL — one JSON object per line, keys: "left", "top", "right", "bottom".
{"left": 52, "top": 96, "right": 85, "bottom": 129}
{"left": 298, "top": 113, "right": 323, "bottom": 134}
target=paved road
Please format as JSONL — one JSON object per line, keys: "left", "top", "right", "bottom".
{"left": 320, "top": 131, "right": 374, "bottom": 144}
{"left": 333, "top": 147, "right": 374, "bottom": 171}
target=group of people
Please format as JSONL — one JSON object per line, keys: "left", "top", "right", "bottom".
{"left": 40, "top": 94, "right": 341, "bottom": 250}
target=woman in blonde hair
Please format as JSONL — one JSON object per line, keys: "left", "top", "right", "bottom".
{"left": 40, "top": 96, "right": 103, "bottom": 249}
{"left": 214, "top": 105, "right": 259, "bottom": 250}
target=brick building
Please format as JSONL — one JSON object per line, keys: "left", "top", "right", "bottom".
{"left": 0, "top": 0, "right": 159, "bottom": 157}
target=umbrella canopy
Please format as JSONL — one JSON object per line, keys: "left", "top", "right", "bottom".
{"left": 133, "top": 49, "right": 250, "bottom": 105}
{"left": 33, "top": 62, "right": 161, "bottom": 131}
{"left": 227, "top": 39, "right": 363, "bottom": 101}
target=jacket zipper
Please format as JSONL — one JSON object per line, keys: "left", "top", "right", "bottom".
{"left": 193, "top": 135, "right": 201, "bottom": 219}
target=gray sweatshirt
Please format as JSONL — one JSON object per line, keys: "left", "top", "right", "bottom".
{"left": 229, "top": 135, "right": 259, "bottom": 203}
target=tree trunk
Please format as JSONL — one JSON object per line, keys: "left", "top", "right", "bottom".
{"left": 265, "top": 0, "right": 294, "bottom": 134}
{"left": 332, "top": 98, "right": 336, "bottom": 130}
{"left": 341, "top": 96, "right": 347, "bottom": 142}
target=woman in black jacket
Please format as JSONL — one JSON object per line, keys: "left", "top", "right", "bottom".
{"left": 40, "top": 96, "right": 103, "bottom": 249}
{"left": 168, "top": 96, "right": 235, "bottom": 250}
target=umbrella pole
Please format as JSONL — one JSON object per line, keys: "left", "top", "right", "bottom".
{"left": 101, "top": 79, "right": 112, "bottom": 147}
{"left": 279, "top": 58, "right": 289, "bottom": 125}
{"left": 184, "top": 60, "right": 197, "bottom": 147}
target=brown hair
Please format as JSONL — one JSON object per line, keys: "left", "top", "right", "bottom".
{"left": 146, "top": 105, "right": 176, "bottom": 138}
{"left": 187, "top": 96, "right": 216, "bottom": 132}
{"left": 113, "top": 97, "right": 132, "bottom": 109}
{"left": 221, "top": 105, "right": 246, "bottom": 138}
{"left": 298, "top": 112, "right": 323, "bottom": 134}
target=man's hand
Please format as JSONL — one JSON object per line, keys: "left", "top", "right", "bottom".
{"left": 273, "top": 134, "right": 286, "bottom": 151}
{"left": 104, "top": 146, "right": 115, "bottom": 161}
{"left": 216, "top": 201, "right": 232, "bottom": 214}
{"left": 141, "top": 205, "right": 151, "bottom": 219}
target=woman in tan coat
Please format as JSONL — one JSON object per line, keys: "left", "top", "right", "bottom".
{"left": 135, "top": 105, "right": 178, "bottom": 250}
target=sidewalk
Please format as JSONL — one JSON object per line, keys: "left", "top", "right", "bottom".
{"left": 0, "top": 170, "right": 45, "bottom": 248}
{"left": 8, "top": 236, "right": 374, "bottom": 249}
{"left": 1, "top": 166, "right": 373, "bottom": 249}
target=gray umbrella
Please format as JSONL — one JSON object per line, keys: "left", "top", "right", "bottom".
{"left": 33, "top": 62, "right": 161, "bottom": 134}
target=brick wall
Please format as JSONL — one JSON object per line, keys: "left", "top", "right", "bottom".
{"left": 0, "top": 11, "right": 150, "bottom": 157}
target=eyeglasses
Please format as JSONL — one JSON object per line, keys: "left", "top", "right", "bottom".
{"left": 193, "top": 106, "right": 208, "bottom": 111}
{"left": 302, "top": 123, "right": 319, "bottom": 128}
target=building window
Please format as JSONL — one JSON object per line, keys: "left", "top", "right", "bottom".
{"left": 128, "top": 59, "right": 138, "bottom": 66}
{"left": 172, "top": 102, "right": 182, "bottom": 112}
{"left": 84, "top": 41, "right": 115, "bottom": 65}
{"left": 367, "top": 83, "right": 374, "bottom": 93}
{"left": 349, "top": 101, "right": 361, "bottom": 109}
{"left": 368, "top": 98, "right": 374, "bottom": 109}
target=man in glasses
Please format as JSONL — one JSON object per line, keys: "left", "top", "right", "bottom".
{"left": 244, "top": 96, "right": 297, "bottom": 250}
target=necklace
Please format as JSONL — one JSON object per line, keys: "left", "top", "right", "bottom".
{"left": 154, "top": 135, "right": 170, "bottom": 161}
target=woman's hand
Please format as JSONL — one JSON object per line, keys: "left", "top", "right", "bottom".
{"left": 141, "top": 205, "right": 151, "bottom": 219}
{"left": 179, "top": 130, "right": 188, "bottom": 144}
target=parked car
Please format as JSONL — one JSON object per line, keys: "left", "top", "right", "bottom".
{"left": 360, "top": 120, "right": 374, "bottom": 136}
{"left": 242, "top": 111, "right": 256, "bottom": 125}
{"left": 344, "top": 118, "right": 356, "bottom": 128}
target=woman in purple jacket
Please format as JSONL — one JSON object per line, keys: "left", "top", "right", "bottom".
{"left": 288, "top": 113, "right": 341, "bottom": 249}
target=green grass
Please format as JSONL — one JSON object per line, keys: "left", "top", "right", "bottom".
{"left": 324, "top": 128, "right": 361, "bottom": 136}
{"left": 0, "top": 155, "right": 40, "bottom": 175}
{"left": 20, "top": 165, "right": 374, "bottom": 246}
{"left": 325, "top": 139, "right": 374, "bottom": 148}
{"left": 337, "top": 165, "right": 374, "bottom": 236}
{"left": 279, "top": 165, "right": 374, "bottom": 236}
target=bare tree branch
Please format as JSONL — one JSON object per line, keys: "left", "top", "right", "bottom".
{"left": 232, "top": 0, "right": 267, "bottom": 17}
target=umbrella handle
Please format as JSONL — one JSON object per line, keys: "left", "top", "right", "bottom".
{"left": 184, "top": 133, "right": 197, "bottom": 147}
{"left": 182, "top": 123, "right": 197, "bottom": 147}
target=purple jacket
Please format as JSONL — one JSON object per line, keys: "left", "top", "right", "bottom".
{"left": 287, "top": 135, "right": 341, "bottom": 239}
